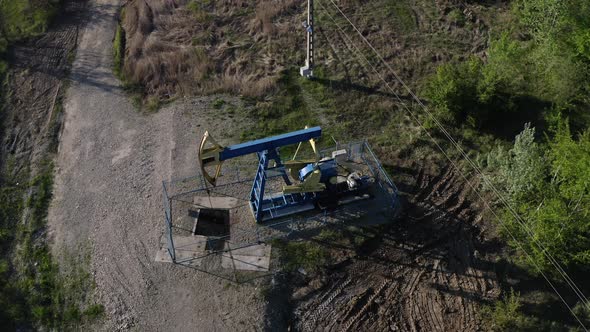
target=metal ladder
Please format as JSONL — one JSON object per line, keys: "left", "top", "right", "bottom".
{"left": 251, "top": 152, "right": 269, "bottom": 222}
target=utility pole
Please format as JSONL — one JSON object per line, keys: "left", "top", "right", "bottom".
{"left": 300, "top": 0, "right": 314, "bottom": 78}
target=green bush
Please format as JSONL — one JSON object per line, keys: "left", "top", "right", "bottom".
{"left": 486, "top": 123, "right": 546, "bottom": 202}
{"left": 481, "top": 290, "right": 536, "bottom": 331}
{"left": 487, "top": 122, "right": 590, "bottom": 272}
{"left": 0, "top": 1, "right": 59, "bottom": 41}
{"left": 113, "top": 24, "right": 125, "bottom": 79}
{"left": 422, "top": 56, "right": 491, "bottom": 126}
{"left": 572, "top": 302, "right": 590, "bottom": 327}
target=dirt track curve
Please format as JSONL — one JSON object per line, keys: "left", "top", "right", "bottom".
{"left": 47, "top": 0, "right": 265, "bottom": 330}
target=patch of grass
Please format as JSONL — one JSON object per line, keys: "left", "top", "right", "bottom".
{"left": 212, "top": 97, "right": 225, "bottom": 109}
{"left": 82, "top": 304, "right": 105, "bottom": 320}
{"left": 113, "top": 23, "right": 125, "bottom": 79}
{"left": 0, "top": 156, "right": 29, "bottom": 328}
{"left": 114, "top": 7, "right": 166, "bottom": 113}
{"left": 383, "top": 1, "right": 418, "bottom": 33}
{"left": 257, "top": 284, "right": 272, "bottom": 298}
{"left": 0, "top": 0, "right": 59, "bottom": 42}
{"left": 241, "top": 70, "right": 320, "bottom": 147}
{"left": 27, "top": 161, "right": 54, "bottom": 228}
{"left": 271, "top": 239, "right": 329, "bottom": 272}
{"left": 0, "top": 81, "right": 102, "bottom": 330}
{"left": 146, "top": 95, "right": 160, "bottom": 112}
{"left": 448, "top": 9, "right": 466, "bottom": 27}
{"left": 0, "top": 60, "right": 7, "bottom": 77}
{"left": 315, "top": 229, "right": 343, "bottom": 242}
{"left": 187, "top": 0, "right": 213, "bottom": 23}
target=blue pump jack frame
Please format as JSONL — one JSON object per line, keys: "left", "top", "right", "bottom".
{"left": 217, "top": 127, "right": 322, "bottom": 223}
{"left": 218, "top": 127, "right": 322, "bottom": 161}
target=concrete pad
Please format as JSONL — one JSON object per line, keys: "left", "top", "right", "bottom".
{"left": 226, "top": 243, "right": 272, "bottom": 256}
{"left": 155, "top": 246, "right": 173, "bottom": 263}
{"left": 193, "top": 196, "right": 242, "bottom": 209}
{"left": 222, "top": 254, "right": 270, "bottom": 272}
{"left": 172, "top": 235, "right": 208, "bottom": 252}
{"left": 154, "top": 235, "right": 208, "bottom": 266}
{"left": 221, "top": 244, "right": 272, "bottom": 271}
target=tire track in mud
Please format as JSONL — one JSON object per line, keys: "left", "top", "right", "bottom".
{"left": 292, "top": 165, "right": 500, "bottom": 331}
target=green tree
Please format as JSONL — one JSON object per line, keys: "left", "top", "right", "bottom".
{"left": 489, "top": 122, "right": 590, "bottom": 271}
{"left": 424, "top": 0, "right": 590, "bottom": 130}
{"left": 487, "top": 123, "right": 546, "bottom": 203}
{"left": 548, "top": 121, "right": 590, "bottom": 203}
{"left": 422, "top": 57, "right": 485, "bottom": 125}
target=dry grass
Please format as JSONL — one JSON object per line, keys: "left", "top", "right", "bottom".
{"left": 119, "top": 0, "right": 499, "bottom": 106}
{"left": 120, "top": 0, "right": 303, "bottom": 100}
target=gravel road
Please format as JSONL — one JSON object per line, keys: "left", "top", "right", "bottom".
{"left": 47, "top": 0, "right": 265, "bottom": 330}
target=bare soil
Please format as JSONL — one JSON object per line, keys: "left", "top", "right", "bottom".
{"left": 1, "top": 0, "right": 84, "bottom": 177}
{"left": 286, "top": 163, "right": 502, "bottom": 331}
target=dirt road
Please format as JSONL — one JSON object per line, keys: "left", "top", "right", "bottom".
{"left": 47, "top": 0, "right": 264, "bottom": 330}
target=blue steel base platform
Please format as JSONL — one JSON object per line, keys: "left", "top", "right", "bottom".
{"left": 249, "top": 192, "right": 316, "bottom": 221}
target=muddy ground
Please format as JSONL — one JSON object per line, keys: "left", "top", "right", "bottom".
{"left": 286, "top": 164, "right": 502, "bottom": 331}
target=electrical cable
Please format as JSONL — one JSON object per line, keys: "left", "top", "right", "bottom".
{"left": 315, "top": 1, "right": 589, "bottom": 329}
{"left": 323, "top": 0, "right": 589, "bottom": 310}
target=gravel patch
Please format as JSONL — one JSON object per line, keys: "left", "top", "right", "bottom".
{"left": 47, "top": 0, "right": 264, "bottom": 330}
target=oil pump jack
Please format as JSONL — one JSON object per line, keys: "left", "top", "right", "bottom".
{"left": 199, "top": 127, "right": 374, "bottom": 223}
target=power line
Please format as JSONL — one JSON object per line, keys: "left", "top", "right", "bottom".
{"left": 316, "top": 0, "right": 588, "bottom": 329}
{"left": 322, "top": 0, "right": 589, "bottom": 309}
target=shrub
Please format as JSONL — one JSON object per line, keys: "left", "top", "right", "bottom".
{"left": 212, "top": 98, "right": 225, "bottom": 109}
{"left": 422, "top": 56, "right": 485, "bottom": 125}
{"left": 113, "top": 23, "right": 125, "bottom": 79}
{"left": 481, "top": 290, "right": 535, "bottom": 331}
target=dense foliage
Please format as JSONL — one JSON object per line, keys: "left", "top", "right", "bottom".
{"left": 422, "top": 0, "right": 590, "bottom": 275}
{"left": 423, "top": 0, "right": 590, "bottom": 132}
{"left": 488, "top": 122, "right": 590, "bottom": 272}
